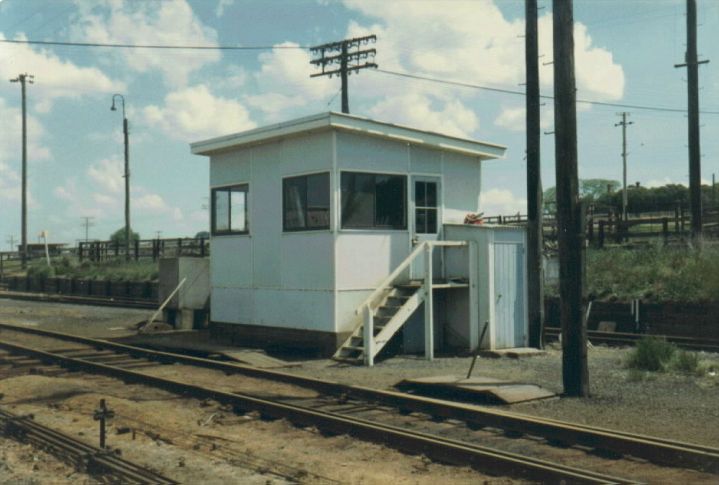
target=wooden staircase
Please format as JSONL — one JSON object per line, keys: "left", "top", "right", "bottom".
{"left": 333, "top": 283, "right": 424, "bottom": 365}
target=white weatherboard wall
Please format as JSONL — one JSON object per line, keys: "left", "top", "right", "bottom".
{"left": 444, "top": 224, "right": 528, "bottom": 350}
{"left": 333, "top": 131, "right": 483, "bottom": 334}
{"left": 210, "top": 131, "right": 335, "bottom": 332}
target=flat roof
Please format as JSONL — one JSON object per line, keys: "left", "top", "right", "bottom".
{"left": 190, "top": 111, "right": 507, "bottom": 160}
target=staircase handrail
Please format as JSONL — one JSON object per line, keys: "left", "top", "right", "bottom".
{"left": 354, "top": 240, "right": 468, "bottom": 316}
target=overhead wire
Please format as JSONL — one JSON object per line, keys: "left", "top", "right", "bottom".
{"left": 372, "top": 68, "right": 719, "bottom": 115}
{"left": 0, "top": 38, "right": 309, "bottom": 50}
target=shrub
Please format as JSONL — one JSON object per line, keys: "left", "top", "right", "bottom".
{"left": 26, "top": 262, "right": 55, "bottom": 280}
{"left": 626, "top": 337, "right": 676, "bottom": 372}
{"left": 671, "top": 350, "right": 701, "bottom": 375}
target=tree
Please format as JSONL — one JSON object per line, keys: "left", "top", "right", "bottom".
{"left": 109, "top": 227, "right": 139, "bottom": 245}
{"left": 194, "top": 231, "right": 210, "bottom": 239}
{"left": 543, "top": 178, "right": 620, "bottom": 213}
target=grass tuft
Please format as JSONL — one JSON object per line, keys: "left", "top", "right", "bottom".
{"left": 626, "top": 337, "right": 676, "bottom": 372}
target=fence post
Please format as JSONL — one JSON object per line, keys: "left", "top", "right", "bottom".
{"left": 424, "top": 243, "right": 434, "bottom": 361}
{"left": 675, "top": 205, "right": 680, "bottom": 233}
{"left": 134, "top": 239, "right": 139, "bottom": 261}
{"left": 598, "top": 220, "right": 605, "bottom": 248}
{"left": 79, "top": 243, "right": 84, "bottom": 262}
{"left": 662, "top": 217, "right": 669, "bottom": 246}
{"left": 200, "top": 238, "right": 206, "bottom": 257}
{"left": 177, "top": 238, "right": 182, "bottom": 257}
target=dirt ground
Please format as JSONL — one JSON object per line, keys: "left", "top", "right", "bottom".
{"left": 0, "top": 297, "right": 718, "bottom": 483}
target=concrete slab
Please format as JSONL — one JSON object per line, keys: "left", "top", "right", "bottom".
{"left": 478, "top": 347, "right": 546, "bottom": 359}
{"left": 395, "top": 374, "right": 555, "bottom": 405}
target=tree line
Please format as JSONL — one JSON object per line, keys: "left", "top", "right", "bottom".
{"left": 543, "top": 179, "right": 718, "bottom": 215}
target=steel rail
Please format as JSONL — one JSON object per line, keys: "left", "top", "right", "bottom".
{"left": 544, "top": 327, "right": 719, "bottom": 353}
{"left": 2, "top": 322, "right": 719, "bottom": 473}
{"left": 0, "top": 291, "right": 156, "bottom": 309}
{"left": 0, "top": 339, "right": 634, "bottom": 484}
{"left": 0, "top": 407, "right": 177, "bottom": 484}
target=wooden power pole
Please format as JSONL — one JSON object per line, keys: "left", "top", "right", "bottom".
{"left": 9, "top": 73, "right": 34, "bottom": 269}
{"left": 675, "top": 0, "right": 709, "bottom": 245}
{"left": 614, "top": 112, "right": 633, "bottom": 221}
{"left": 309, "top": 35, "right": 377, "bottom": 114}
{"left": 553, "top": 0, "right": 588, "bottom": 397}
{"left": 526, "top": 0, "right": 544, "bottom": 349}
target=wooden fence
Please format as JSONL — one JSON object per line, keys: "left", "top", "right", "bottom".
{"left": 483, "top": 207, "right": 719, "bottom": 248}
{"left": 79, "top": 237, "right": 209, "bottom": 262}
{"left": 3, "top": 275, "right": 158, "bottom": 302}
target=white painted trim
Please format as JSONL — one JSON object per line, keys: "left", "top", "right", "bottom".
{"left": 332, "top": 130, "right": 339, "bottom": 333}
{"left": 191, "top": 112, "right": 507, "bottom": 160}
{"left": 487, "top": 231, "right": 496, "bottom": 350}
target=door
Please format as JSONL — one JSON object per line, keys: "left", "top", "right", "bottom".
{"left": 410, "top": 176, "right": 441, "bottom": 280}
{"left": 493, "top": 242, "right": 527, "bottom": 348}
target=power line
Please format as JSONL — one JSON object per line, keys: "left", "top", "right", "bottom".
{"left": 374, "top": 68, "right": 719, "bottom": 115}
{"left": 0, "top": 39, "right": 309, "bottom": 50}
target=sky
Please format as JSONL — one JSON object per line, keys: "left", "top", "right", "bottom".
{"left": 0, "top": 0, "right": 718, "bottom": 247}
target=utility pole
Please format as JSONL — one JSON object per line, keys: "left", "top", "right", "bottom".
{"left": 6, "top": 235, "right": 18, "bottom": 252}
{"left": 111, "top": 94, "right": 131, "bottom": 260}
{"left": 81, "top": 216, "right": 95, "bottom": 242}
{"left": 309, "top": 35, "right": 377, "bottom": 114}
{"left": 9, "top": 73, "right": 34, "bottom": 269}
{"left": 675, "top": 0, "right": 709, "bottom": 245}
{"left": 526, "top": 0, "right": 544, "bottom": 349}
{"left": 614, "top": 112, "right": 633, "bottom": 221}
{"left": 553, "top": 0, "right": 588, "bottom": 397}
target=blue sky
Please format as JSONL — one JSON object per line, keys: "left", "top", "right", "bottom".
{"left": 0, "top": 0, "right": 717, "bottom": 247}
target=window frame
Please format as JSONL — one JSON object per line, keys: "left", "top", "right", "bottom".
{"left": 413, "top": 179, "right": 440, "bottom": 234}
{"left": 340, "top": 170, "right": 408, "bottom": 231}
{"left": 282, "top": 171, "right": 331, "bottom": 232}
{"left": 211, "top": 183, "right": 249, "bottom": 236}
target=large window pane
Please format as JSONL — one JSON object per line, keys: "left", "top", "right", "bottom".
{"left": 283, "top": 176, "right": 306, "bottom": 230}
{"left": 306, "top": 173, "right": 330, "bottom": 228}
{"left": 376, "top": 175, "right": 405, "bottom": 228}
{"left": 230, "top": 190, "right": 247, "bottom": 232}
{"left": 283, "top": 172, "right": 330, "bottom": 231}
{"left": 341, "top": 172, "right": 406, "bottom": 230}
{"left": 214, "top": 190, "right": 229, "bottom": 232}
{"left": 341, "top": 173, "right": 375, "bottom": 228}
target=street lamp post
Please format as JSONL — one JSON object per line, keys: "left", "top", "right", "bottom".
{"left": 111, "top": 94, "right": 130, "bottom": 261}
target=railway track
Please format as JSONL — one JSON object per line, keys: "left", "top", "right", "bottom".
{"left": 544, "top": 327, "right": 719, "bottom": 353}
{"left": 0, "top": 406, "right": 177, "bottom": 484}
{"left": 1, "top": 323, "right": 718, "bottom": 483}
{"left": 0, "top": 290, "right": 156, "bottom": 309}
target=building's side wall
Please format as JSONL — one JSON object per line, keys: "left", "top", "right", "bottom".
{"left": 209, "top": 131, "right": 335, "bottom": 337}
{"left": 333, "top": 131, "right": 483, "bottom": 334}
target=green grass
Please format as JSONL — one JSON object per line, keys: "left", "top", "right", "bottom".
{"left": 548, "top": 245, "right": 719, "bottom": 302}
{"left": 26, "top": 257, "right": 158, "bottom": 282}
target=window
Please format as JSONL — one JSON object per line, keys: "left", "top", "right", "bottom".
{"left": 211, "top": 184, "right": 248, "bottom": 235}
{"left": 283, "top": 172, "right": 330, "bottom": 231}
{"left": 414, "top": 180, "right": 438, "bottom": 234}
{"left": 341, "top": 172, "right": 406, "bottom": 229}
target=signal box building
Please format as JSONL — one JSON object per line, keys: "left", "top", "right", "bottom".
{"left": 191, "top": 112, "right": 527, "bottom": 365}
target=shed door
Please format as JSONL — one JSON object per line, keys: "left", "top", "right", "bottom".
{"left": 493, "top": 242, "right": 526, "bottom": 348}
{"left": 410, "top": 176, "right": 441, "bottom": 280}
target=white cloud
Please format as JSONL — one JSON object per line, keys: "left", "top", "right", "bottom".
{"left": 246, "top": 42, "right": 335, "bottom": 119}
{"left": 494, "top": 105, "right": 554, "bottom": 132}
{"left": 369, "top": 93, "right": 478, "bottom": 138}
{"left": 143, "top": 85, "right": 256, "bottom": 141}
{"left": 480, "top": 188, "right": 527, "bottom": 215}
{"left": 87, "top": 158, "right": 124, "bottom": 194}
{"left": 344, "top": 1, "right": 624, "bottom": 102}
{"left": 71, "top": 0, "right": 219, "bottom": 87}
{"left": 215, "top": 0, "right": 235, "bottom": 17}
{"left": 0, "top": 162, "right": 20, "bottom": 202}
{"left": 0, "top": 34, "right": 124, "bottom": 111}
{"left": 0, "top": 97, "right": 51, "bottom": 163}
